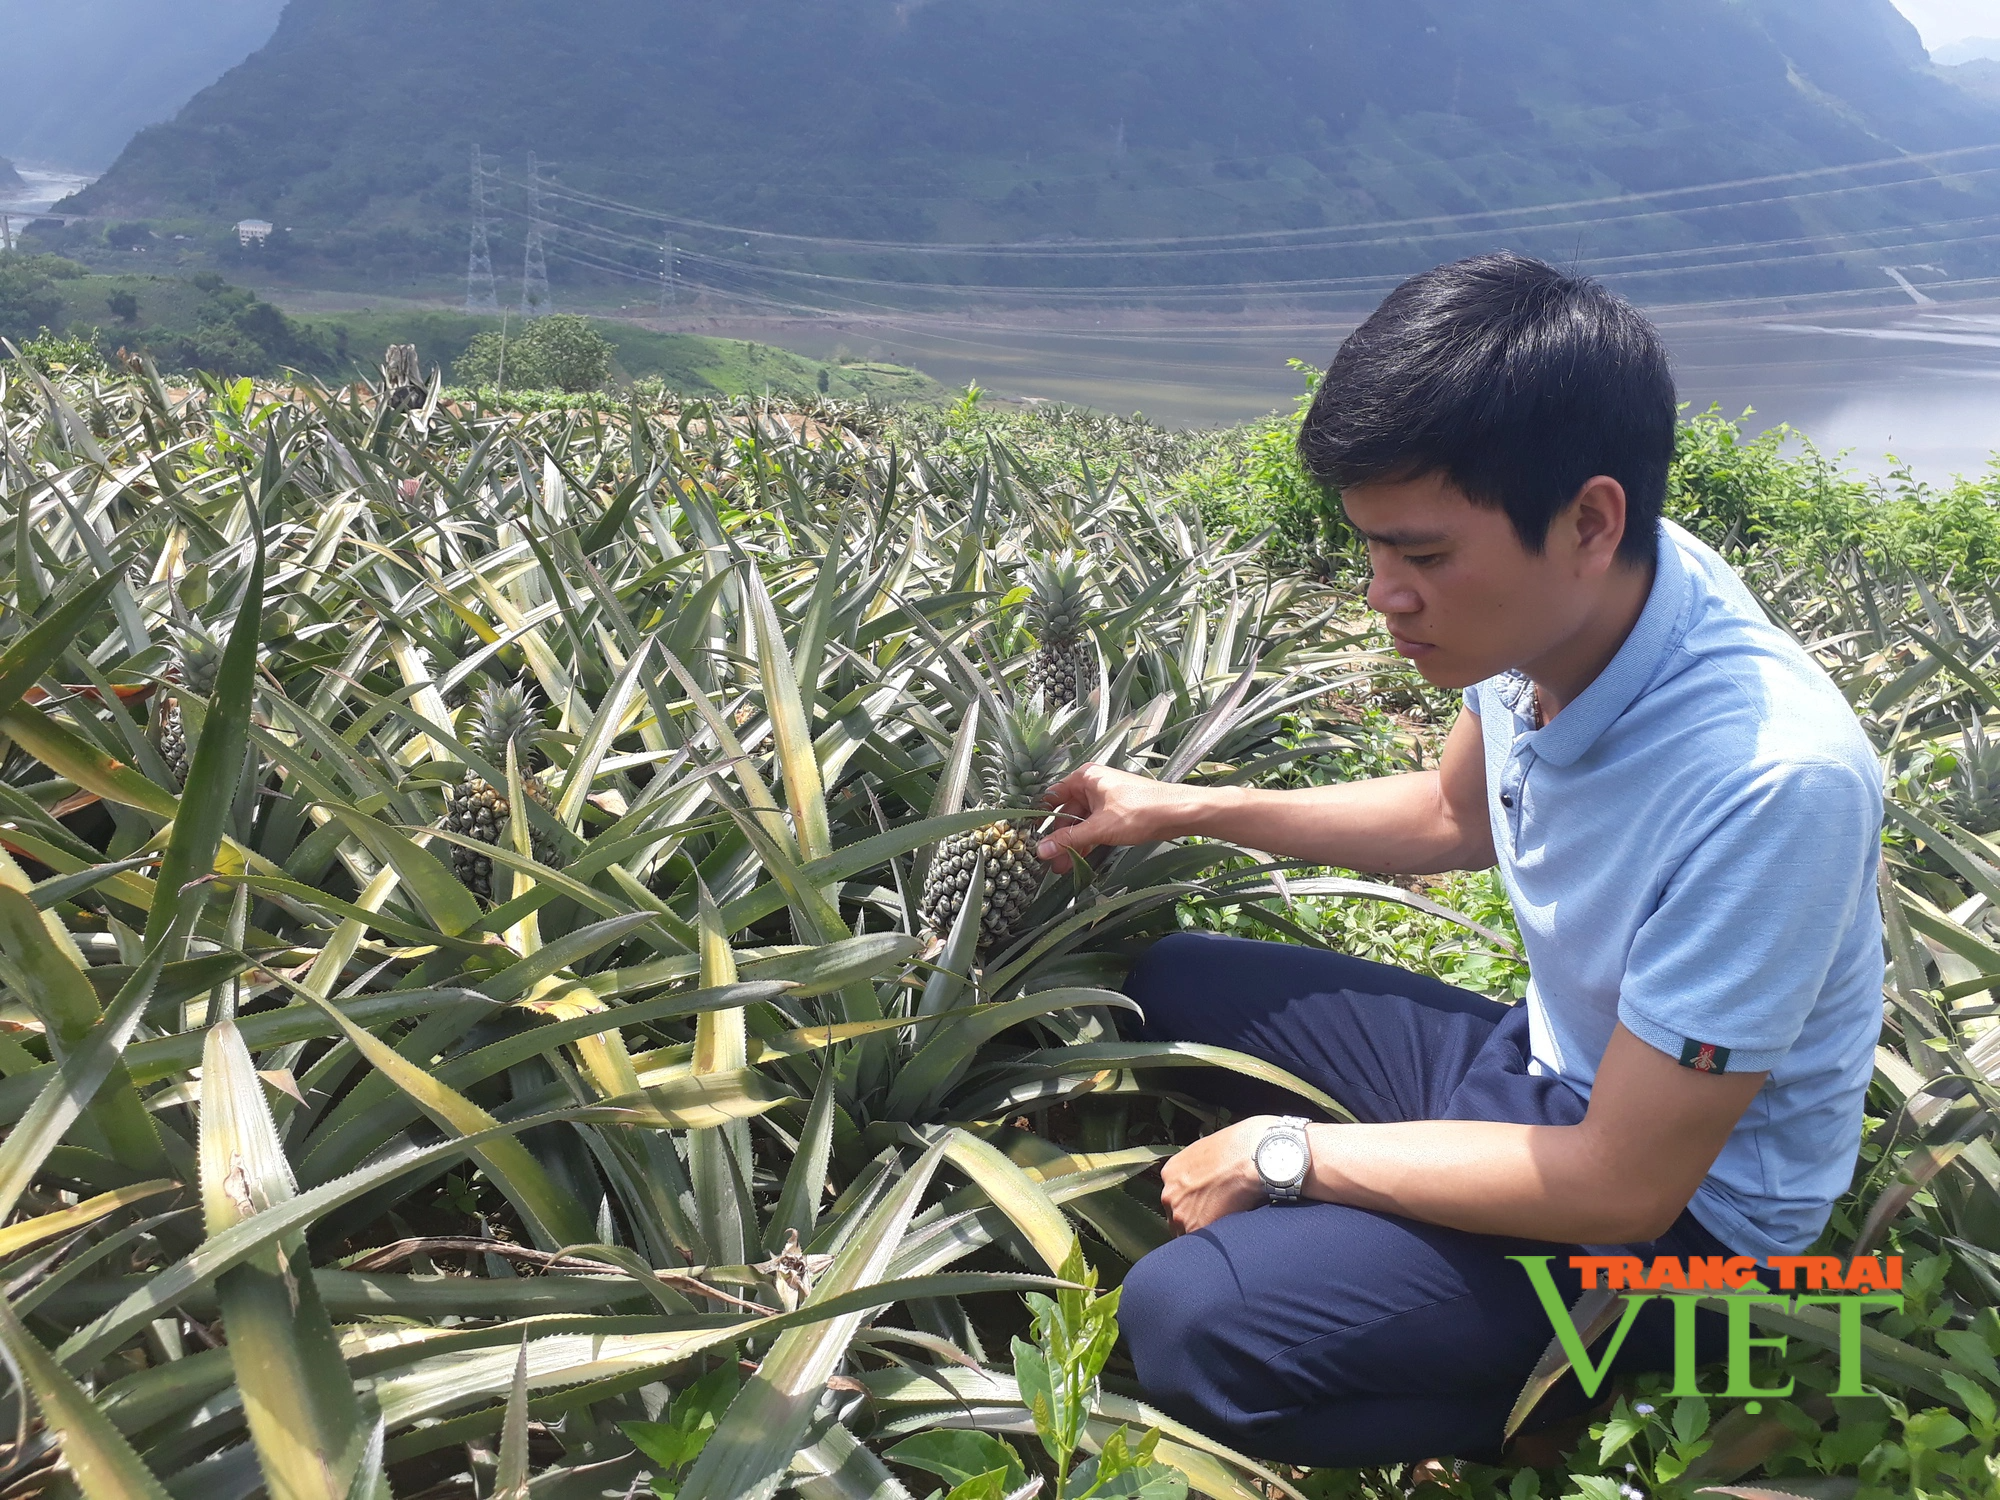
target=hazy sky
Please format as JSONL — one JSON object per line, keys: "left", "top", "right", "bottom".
{"left": 1889, "top": 0, "right": 1996, "bottom": 47}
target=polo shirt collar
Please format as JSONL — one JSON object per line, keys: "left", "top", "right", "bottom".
{"left": 1520, "top": 524, "right": 1689, "bottom": 768}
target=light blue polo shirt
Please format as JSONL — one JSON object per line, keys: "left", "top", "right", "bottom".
{"left": 1464, "top": 520, "right": 1883, "bottom": 1260}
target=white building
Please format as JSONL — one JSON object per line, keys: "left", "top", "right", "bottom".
{"left": 235, "top": 219, "right": 273, "bottom": 246}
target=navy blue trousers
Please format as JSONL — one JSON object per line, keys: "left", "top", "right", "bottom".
{"left": 1119, "top": 932, "right": 1729, "bottom": 1468}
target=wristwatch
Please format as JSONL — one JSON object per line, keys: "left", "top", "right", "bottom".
{"left": 1254, "top": 1116, "right": 1311, "bottom": 1202}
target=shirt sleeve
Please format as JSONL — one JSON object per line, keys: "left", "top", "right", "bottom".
{"left": 1617, "top": 758, "right": 1882, "bottom": 1075}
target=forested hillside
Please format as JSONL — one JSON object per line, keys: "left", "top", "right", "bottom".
{"left": 61, "top": 0, "right": 2000, "bottom": 299}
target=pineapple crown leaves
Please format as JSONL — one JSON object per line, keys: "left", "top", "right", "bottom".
{"left": 978, "top": 701, "right": 1083, "bottom": 808}
{"left": 166, "top": 608, "right": 229, "bottom": 697}
{"left": 1946, "top": 718, "right": 2000, "bottom": 830}
{"left": 466, "top": 679, "right": 551, "bottom": 773}
{"left": 426, "top": 605, "right": 477, "bottom": 655}
{"left": 1023, "top": 554, "right": 1095, "bottom": 642}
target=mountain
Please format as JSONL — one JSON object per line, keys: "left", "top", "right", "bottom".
{"left": 1943, "top": 58, "right": 2000, "bottom": 103}
{"left": 0, "top": 159, "right": 22, "bottom": 191}
{"left": 60, "top": 0, "right": 2000, "bottom": 304}
{"left": 0, "top": 0, "right": 285, "bottom": 171}
{"left": 1935, "top": 37, "right": 2000, "bottom": 65}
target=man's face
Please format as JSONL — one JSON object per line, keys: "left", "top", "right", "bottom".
{"left": 1342, "top": 474, "right": 1598, "bottom": 690}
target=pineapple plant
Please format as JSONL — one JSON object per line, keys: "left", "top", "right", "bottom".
{"left": 919, "top": 703, "right": 1076, "bottom": 949}
{"left": 445, "top": 679, "right": 563, "bottom": 899}
{"left": 155, "top": 616, "right": 227, "bottom": 787}
{"left": 1020, "top": 555, "right": 1095, "bottom": 709}
{"left": 421, "top": 605, "right": 481, "bottom": 701}
{"left": 1947, "top": 718, "right": 2000, "bottom": 834}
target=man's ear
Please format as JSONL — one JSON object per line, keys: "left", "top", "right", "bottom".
{"left": 1566, "top": 476, "right": 1628, "bottom": 573}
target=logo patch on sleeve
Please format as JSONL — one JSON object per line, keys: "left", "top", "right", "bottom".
{"left": 1679, "top": 1039, "right": 1731, "bottom": 1073}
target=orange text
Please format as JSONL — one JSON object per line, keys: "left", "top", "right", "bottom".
{"left": 1568, "top": 1255, "right": 1901, "bottom": 1294}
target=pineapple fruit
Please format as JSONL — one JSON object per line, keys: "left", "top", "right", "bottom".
{"left": 1021, "top": 555, "right": 1095, "bottom": 709}
{"left": 156, "top": 618, "right": 226, "bottom": 787}
{"left": 918, "top": 704, "right": 1075, "bottom": 949}
{"left": 446, "top": 680, "right": 562, "bottom": 899}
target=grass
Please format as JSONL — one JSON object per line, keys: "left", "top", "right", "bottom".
{"left": 290, "top": 308, "right": 941, "bottom": 401}
{"left": 40, "top": 267, "right": 940, "bottom": 400}
{"left": 51, "top": 271, "right": 225, "bottom": 339}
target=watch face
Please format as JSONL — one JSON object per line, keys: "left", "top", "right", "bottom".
{"left": 1258, "top": 1135, "right": 1307, "bottom": 1184}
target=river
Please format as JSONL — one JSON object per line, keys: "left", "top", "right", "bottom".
{"left": 0, "top": 166, "right": 94, "bottom": 218}
{"left": 704, "top": 300, "right": 2000, "bottom": 488}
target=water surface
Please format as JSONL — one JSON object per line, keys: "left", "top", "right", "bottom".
{"left": 720, "top": 301, "right": 2000, "bottom": 486}
{"left": 0, "top": 167, "right": 94, "bottom": 217}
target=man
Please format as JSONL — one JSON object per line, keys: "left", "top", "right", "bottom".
{"left": 1036, "top": 255, "right": 1883, "bottom": 1466}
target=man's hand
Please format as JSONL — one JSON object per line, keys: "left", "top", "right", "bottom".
{"left": 1234, "top": 1027, "right": 1767, "bottom": 1245}
{"left": 1038, "top": 764, "right": 1210, "bottom": 874}
{"left": 1159, "top": 1029, "right": 1767, "bottom": 1243}
{"left": 1035, "top": 710, "right": 1496, "bottom": 878}
{"left": 1160, "top": 1116, "right": 1273, "bottom": 1234}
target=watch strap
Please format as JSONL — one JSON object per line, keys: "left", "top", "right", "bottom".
{"left": 1258, "top": 1116, "right": 1311, "bottom": 1202}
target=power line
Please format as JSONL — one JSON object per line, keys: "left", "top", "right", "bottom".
{"left": 515, "top": 157, "right": 2000, "bottom": 274}
{"left": 465, "top": 144, "right": 499, "bottom": 314}
{"left": 495, "top": 193, "right": 2000, "bottom": 311}
{"left": 509, "top": 140, "right": 2000, "bottom": 258}
{"left": 544, "top": 222, "right": 2000, "bottom": 338}
{"left": 507, "top": 131, "right": 2000, "bottom": 335}
{"left": 543, "top": 240, "right": 2000, "bottom": 382}
{"left": 520, "top": 151, "right": 552, "bottom": 319}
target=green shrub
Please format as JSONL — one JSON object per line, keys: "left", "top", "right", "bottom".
{"left": 454, "top": 313, "right": 614, "bottom": 392}
{"left": 1665, "top": 408, "right": 1872, "bottom": 558}
{"left": 1666, "top": 407, "right": 2000, "bottom": 577}
{"left": 453, "top": 328, "right": 521, "bottom": 388}
{"left": 1172, "top": 362, "right": 1345, "bottom": 569}
{"left": 127, "top": 278, "right": 333, "bottom": 377}
{"left": 0, "top": 252, "right": 86, "bottom": 345}
{"left": 1173, "top": 388, "right": 2000, "bottom": 583}
{"left": 7, "top": 325, "right": 105, "bottom": 375}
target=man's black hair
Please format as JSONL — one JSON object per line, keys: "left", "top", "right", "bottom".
{"left": 1297, "top": 254, "right": 1676, "bottom": 565}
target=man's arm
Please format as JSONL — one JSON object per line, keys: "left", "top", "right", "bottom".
{"left": 1039, "top": 707, "right": 1496, "bottom": 877}
{"left": 1161, "top": 1024, "right": 1766, "bottom": 1243}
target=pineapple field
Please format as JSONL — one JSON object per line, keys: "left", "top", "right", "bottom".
{"left": 0, "top": 360, "right": 1994, "bottom": 1500}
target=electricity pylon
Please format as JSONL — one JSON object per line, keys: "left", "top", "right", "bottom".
{"left": 520, "top": 151, "right": 552, "bottom": 319}
{"left": 465, "top": 144, "right": 499, "bottom": 314}
{"left": 658, "top": 234, "right": 676, "bottom": 313}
